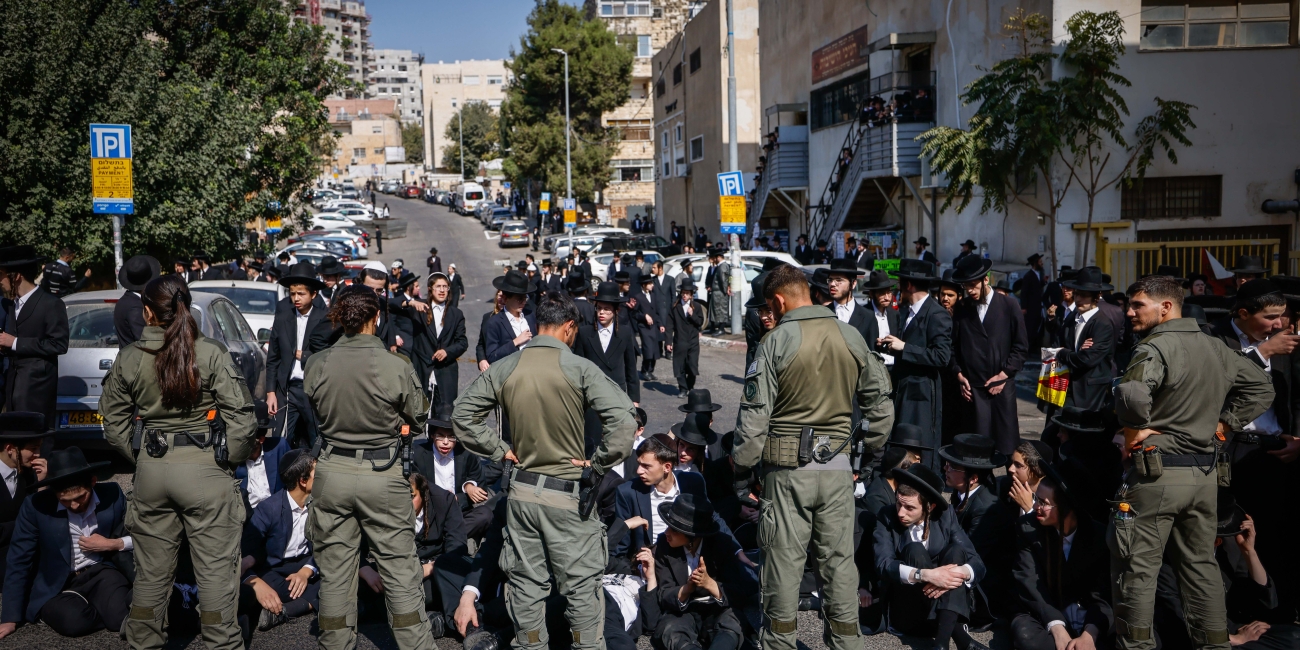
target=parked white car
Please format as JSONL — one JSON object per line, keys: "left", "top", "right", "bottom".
{"left": 189, "top": 280, "right": 285, "bottom": 337}
{"left": 589, "top": 251, "right": 664, "bottom": 282}
{"left": 662, "top": 251, "right": 801, "bottom": 308}
{"left": 310, "top": 214, "right": 357, "bottom": 229}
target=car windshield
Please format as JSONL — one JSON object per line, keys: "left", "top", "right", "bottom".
{"left": 66, "top": 302, "right": 118, "bottom": 348}
{"left": 466, "top": 191, "right": 484, "bottom": 200}
{"left": 196, "top": 287, "right": 278, "bottom": 315}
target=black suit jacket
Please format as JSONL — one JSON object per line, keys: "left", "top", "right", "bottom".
{"left": 1056, "top": 311, "right": 1115, "bottom": 411}
{"left": 666, "top": 299, "right": 706, "bottom": 349}
{"left": 2, "top": 483, "right": 135, "bottom": 624}
{"left": 265, "top": 298, "right": 332, "bottom": 396}
{"left": 484, "top": 310, "right": 538, "bottom": 363}
{"left": 1209, "top": 317, "right": 1298, "bottom": 435}
{"left": 843, "top": 300, "right": 899, "bottom": 354}
{"left": 412, "top": 441, "right": 485, "bottom": 511}
{"left": 573, "top": 297, "right": 596, "bottom": 328}
{"left": 0, "top": 467, "right": 35, "bottom": 576}
{"left": 411, "top": 304, "right": 469, "bottom": 407}
{"left": 893, "top": 297, "right": 952, "bottom": 434}
{"left": 607, "top": 262, "right": 642, "bottom": 287}
{"left": 1013, "top": 514, "right": 1112, "bottom": 638}
{"left": 114, "top": 291, "right": 147, "bottom": 349}
{"left": 427, "top": 255, "right": 443, "bottom": 274}
{"left": 243, "top": 488, "right": 316, "bottom": 574}
{"left": 2, "top": 288, "right": 69, "bottom": 422}
{"left": 414, "top": 481, "right": 468, "bottom": 562}
{"left": 874, "top": 505, "right": 986, "bottom": 589}
{"left": 1020, "top": 268, "right": 1045, "bottom": 312}
{"left": 573, "top": 322, "right": 640, "bottom": 401}
{"left": 448, "top": 274, "right": 465, "bottom": 309}
{"left": 950, "top": 292, "right": 1029, "bottom": 387}
{"left": 653, "top": 534, "right": 759, "bottom": 615}
{"left": 952, "top": 485, "right": 1010, "bottom": 573}
{"left": 611, "top": 471, "right": 741, "bottom": 558}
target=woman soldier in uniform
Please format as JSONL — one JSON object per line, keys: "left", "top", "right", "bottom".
{"left": 100, "top": 275, "right": 257, "bottom": 649}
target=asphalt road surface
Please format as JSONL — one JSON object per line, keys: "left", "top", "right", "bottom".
{"left": 1, "top": 196, "right": 1042, "bottom": 649}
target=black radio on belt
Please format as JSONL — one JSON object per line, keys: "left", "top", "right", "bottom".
{"left": 145, "top": 429, "right": 169, "bottom": 458}
{"left": 798, "top": 427, "right": 815, "bottom": 465}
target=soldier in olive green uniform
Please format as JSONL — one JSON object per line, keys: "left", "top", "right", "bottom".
{"left": 453, "top": 293, "right": 635, "bottom": 650}
{"left": 1111, "top": 276, "right": 1273, "bottom": 650}
{"left": 99, "top": 276, "right": 256, "bottom": 650}
{"left": 302, "top": 286, "right": 433, "bottom": 650}
{"left": 733, "top": 265, "right": 894, "bottom": 650}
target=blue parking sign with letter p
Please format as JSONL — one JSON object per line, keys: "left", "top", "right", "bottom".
{"left": 90, "top": 124, "right": 132, "bottom": 159}
{"left": 717, "top": 171, "right": 744, "bottom": 196}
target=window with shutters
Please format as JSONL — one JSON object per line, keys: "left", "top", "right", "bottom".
{"left": 673, "top": 63, "right": 683, "bottom": 86}
{"left": 1139, "top": 2, "right": 1291, "bottom": 49}
{"left": 1121, "top": 175, "right": 1223, "bottom": 219}
{"left": 689, "top": 48, "right": 701, "bottom": 73}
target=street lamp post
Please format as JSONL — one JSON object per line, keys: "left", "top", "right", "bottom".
{"left": 552, "top": 48, "right": 573, "bottom": 257}
{"left": 458, "top": 101, "right": 465, "bottom": 180}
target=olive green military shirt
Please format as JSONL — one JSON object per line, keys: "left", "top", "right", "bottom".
{"left": 1115, "top": 317, "right": 1273, "bottom": 455}
{"left": 734, "top": 305, "right": 894, "bottom": 470}
{"left": 304, "top": 332, "right": 429, "bottom": 449}
{"left": 453, "top": 335, "right": 636, "bottom": 481}
{"left": 100, "top": 326, "right": 257, "bottom": 464}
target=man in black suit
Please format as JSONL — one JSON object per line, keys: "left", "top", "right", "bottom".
{"left": 427, "top": 247, "right": 443, "bottom": 275}
{"left": 810, "top": 239, "right": 832, "bottom": 265}
{"left": 949, "top": 255, "right": 1029, "bottom": 456}
{"left": 792, "top": 235, "right": 813, "bottom": 266}
{"left": 0, "top": 246, "right": 69, "bottom": 431}
{"left": 632, "top": 275, "right": 663, "bottom": 381}
{"left": 1054, "top": 267, "right": 1115, "bottom": 412}
{"left": 192, "top": 250, "right": 223, "bottom": 280}
{"left": 952, "top": 240, "right": 976, "bottom": 268}
{"left": 316, "top": 256, "right": 346, "bottom": 305}
{"left": 852, "top": 238, "right": 876, "bottom": 270}
{"left": 413, "top": 417, "right": 493, "bottom": 539}
{"left": 0, "top": 447, "right": 133, "bottom": 639}
{"left": 878, "top": 259, "right": 952, "bottom": 472}
{"left": 538, "top": 259, "right": 563, "bottom": 295}
{"left": 575, "top": 281, "right": 640, "bottom": 401}
{"left": 483, "top": 269, "right": 538, "bottom": 363}
{"left": 114, "top": 255, "right": 159, "bottom": 349}
{"left": 666, "top": 279, "right": 706, "bottom": 397}
{"left": 670, "top": 221, "right": 684, "bottom": 247}
{"left": 940, "top": 435, "right": 1013, "bottom": 625}
{"left": 1021, "top": 253, "right": 1047, "bottom": 350}
{"left": 912, "top": 237, "right": 938, "bottom": 265}
{"left": 694, "top": 227, "right": 709, "bottom": 252}
{"left": 266, "top": 262, "right": 332, "bottom": 449}
{"left": 0, "top": 413, "right": 52, "bottom": 578}
{"left": 608, "top": 254, "right": 643, "bottom": 288}
{"left": 566, "top": 272, "right": 596, "bottom": 328}
{"left": 447, "top": 263, "right": 465, "bottom": 310}
{"left": 241, "top": 449, "right": 320, "bottom": 631}
{"left": 412, "top": 273, "right": 469, "bottom": 412}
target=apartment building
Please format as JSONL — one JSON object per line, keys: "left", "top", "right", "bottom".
{"left": 292, "top": 0, "right": 374, "bottom": 98}
{"left": 321, "top": 99, "right": 403, "bottom": 176}
{"left": 652, "top": 0, "right": 761, "bottom": 240}
{"left": 420, "top": 60, "right": 510, "bottom": 173}
{"left": 371, "top": 49, "right": 424, "bottom": 123}
{"left": 750, "top": 0, "right": 1300, "bottom": 283}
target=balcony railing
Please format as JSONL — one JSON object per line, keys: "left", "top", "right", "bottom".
{"left": 749, "top": 126, "right": 809, "bottom": 223}
{"left": 810, "top": 121, "right": 929, "bottom": 243}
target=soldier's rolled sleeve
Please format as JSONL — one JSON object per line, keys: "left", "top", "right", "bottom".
{"left": 734, "top": 347, "right": 776, "bottom": 469}
{"left": 212, "top": 354, "right": 257, "bottom": 464}
{"left": 99, "top": 357, "right": 136, "bottom": 463}
{"left": 1220, "top": 349, "right": 1274, "bottom": 430}
{"left": 856, "top": 356, "right": 894, "bottom": 452}
{"left": 452, "top": 367, "right": 512, "bottom": 462}
{"left": 585, "top": 367, "right": 636, "bottom": 473}
{"left": 1114, "top": 349, "right": 1164, "bottom": 429}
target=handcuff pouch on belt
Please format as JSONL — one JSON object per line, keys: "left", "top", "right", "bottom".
{"left": 1132, "top": 446, "right": 1162, "bottom": 478}
{"left": 366, "top": 424, "right": 411, "bottom": 475}
{"left": 1216, "top": 429, "right": 1231, "bottom": 487}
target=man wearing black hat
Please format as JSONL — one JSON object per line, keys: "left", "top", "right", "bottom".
{"left": 949, "top": 255, "right": 1028, "bottom": 455}
{"left": 574, "top": 281, "right": 640, "bottom": 453}
{"left": 115, "top": 255, "right": 160, "bottom": 349}
{"left": 793, "top": 235, "right": 813, "bottom": 266}
{"left": 427, "top": 247, "right": 443, "bottom": 275}
{"left": 743, "top": 269, "right": 779, "bottom": 369}
{"left": 666, "top": 279, "right": 706, "bottom": 396}
{"left": 0, "top": 246, "right": 69, "bottom": 428}
{"left": 913, "top": 237, "right": 938, "bottom": 265}
{"left": 853, "top": 238, "right": 875, "bottom": 270}
{"left": 953, "top": 240, "right": 976, "bottom": 268}
{"left": 267, "top": 262, "right": 332, "bottom": 449}
{"left": 1230, "top": 255, "right": 1268, "bottom": 289}
{"left": 412, "top": 273, "right": 469, "bottom": 413}
{"left": 632, "top": 274, "right": 663, "bottom": 381}
{"left": 1021, "top": 254, "right": 1047, "bottom": 349}
{"left": 0, "top": 412, "right": 53, "bottom": 577}
{"left": 484, "top": 270, "right": 539, "bottom": 363}
{"left": 1053, "top": 267, "right": 1115, "bottom": 413}
{"left": 879, "top": 259, "right": 952, "bottom": 470}
{"left": 317, "top": 256, "right": 347, "bottom": 303}
{"left": 704, "top": 248, "right": 732, "bottom": 336}
{"left": 567, "top": 272, "right": 597, "bottom": 328}
{"left": 811, "top": 239, "right": 832, "bottom": 265}
{"left": 940, "top": 435, "right": 1013, "bottom": 625}
{"left": 193, "top": 250, "right": 223, "bottom": 281}
{"left": 0, "top": 446, "right": 132, "bottom": 640}
{"left": 390, "top": 272, "right": 425, "bottom": 355}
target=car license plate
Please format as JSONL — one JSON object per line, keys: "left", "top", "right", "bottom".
{"left": 61, "top": 411, "right": 104, "bottom": 428}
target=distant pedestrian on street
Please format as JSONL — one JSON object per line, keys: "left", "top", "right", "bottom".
{"left": 382, "top": 203, "right": 391, "bottom": 219}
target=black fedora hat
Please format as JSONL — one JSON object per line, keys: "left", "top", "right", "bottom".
{"left": 1216, "top": 488, "right": 1247, "bottom": 538}
{"left": 318, "top": 255, "right": 346, "bottom": 276}
{"left": 397, "top": 273, "right": 421, "bottom": 291}
{"left": 913, "top": 237, "right": 931, "bottom": 247}
{"left": 0, "top": 245, "right": 47, "bottom": 269}
{"left": 429, "top": 247, "right": 439, "bottom": 254}
{"left": 895, "top": 258, "right": 938, "bottom": 283}
{"left": 1235, "top": 278, "right": 1283, "bottom": 303}
{"left": 1063, "top": 266, "right": 1109, "bottom": 293}
{"left": 192, "top": 249, "right": 210, "bottom": 261}
{"left": 996, "top": 277, "right": 1015, "bottom": 292}
{"left": 493, "top": 269, "right": 538, "bottom": 295}
{"left": 565, "top": 273, "right": 589, "bottom": 294}
{"left": 1027, "top": 253, "right": 1043, "bottom": 265}
{"left": 1154, "top": 264, "right": 1183, "bottom": 279}
{"left": 889, "top": 423, "right": 932, "bottom": 451}
{"left": 935, "top": 268, "right": 961, "bottom": 292}
{"left": 678, "top": 278, "right": 697, "bottom": 294}
{"left": 761, "top": 257, "right": 788, "bottom": 273}
{"left": 0, "top": 412, "right": 54, "bottom": 440}
{"left": 1051, "top": 405, "right": 1106, "bottom": 434}
{"left": 679, "top": 389, "right": 721, "bottom": 413}
{"left": 593, "top": 281, "right": 626, "bottom": 304}
{"left": 658, "top": 492, "right": 721, "bottom": 537}
{"left": 248, "top": 261, "right": 264, "bottom": 272}
{"left": 892, "top": 464, "right": 947, "bottom": 512}
{"left": 278, "top": 261, "right": 326, "bottom": 292}
{"left": 860, "top": 270, "right": 896, "bottom": 292}
{"left": 670, "top": 414, "right": 714, "bottom": 448}
{"left": 1230, "top": 255, "right": 1268, "bottom": 275}
{"left": 1020, "top": 438, "right": 1055, "bottom": 466}
{"left": 639, "top": 274, "right": 655, "bottom": 286}
{"left": 950, "top": 253, "right": 993, "bottom": 284}
{"left": 961, "top": 239, "right": 976, "bottom": 249}
{"left": 809, "top": 268, "right": 831, "bottom": 292}
{"left": 938, "top": 434, "right": 1007, "bottom": 470}
{"left": 31, "top": 446, "right": 111, "bottom": 489}
{"left": 827, "top": 258, "right": 865, "bottom": 277}
{"left": 118, "top": 255, "right": 161, "bottom": 292}
{"left": 745, "top": 276, "right": 768, "bottom": 309}
{"left": 613, "top": 270, "right": 632, "bottom": 284}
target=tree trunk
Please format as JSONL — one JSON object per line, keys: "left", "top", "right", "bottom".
{"left": 1081, "top": 192, "right": 1095, "bottom": 268}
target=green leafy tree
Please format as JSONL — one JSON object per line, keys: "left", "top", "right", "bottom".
{"left": 501, "top": 0, "right": 632, "bottom": 201}
{"left": 399, "top": 119, "right": 424, "bottom": 165}
{"left": 0, "top": 0, "right": 348, "bottom": 266}
{"left": 442, "top": 102, "right": 500, "bottom": 178}
{"left": 919, "top": 9, "right": 1195, "bottom": 268}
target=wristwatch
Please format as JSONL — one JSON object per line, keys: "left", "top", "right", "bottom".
{"left": 912, "top": 568, "right": 923, "bottom": 583}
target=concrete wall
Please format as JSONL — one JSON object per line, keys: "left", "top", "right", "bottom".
{"left": 420, "top": 60, "right": 509, "bottom": 172}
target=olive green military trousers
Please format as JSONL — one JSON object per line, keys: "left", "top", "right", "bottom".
{"left": 308, "top": 448, "right": 433, "bottom": 650}
{"left": 1109, "top": 466, "right": 1228, "bottom": 650}
{"left": 758, "top": 468, "right": 860, "bottom": 650}
{"left": 124, "top": 446, "right": 245, "bottom": 650}
{"left": 501, "top": 478, "right": 607, "bottom": 650}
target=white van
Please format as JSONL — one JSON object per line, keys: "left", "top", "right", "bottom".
{"left": 453, "top": 182, "right": 486, "bottom": 215}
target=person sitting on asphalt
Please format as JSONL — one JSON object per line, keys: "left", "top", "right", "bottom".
{"left": 408, "top": 471, "right": 469, "bottom": 639}
{"left": 240, "top": 449, "right": 321, "bottom": 632}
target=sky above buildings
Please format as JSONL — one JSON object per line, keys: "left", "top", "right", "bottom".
{"left": 367, "top": 0, "right": 584, "bottom": 63}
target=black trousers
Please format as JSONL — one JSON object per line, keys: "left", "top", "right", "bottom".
{"left": 970, "top": 384, "right": 1020, "bottom": 457}
{"left": 655, "top": 605, "right": 742, "bottom": 650}
{"left": 1011, "top": 612, "right": 1113, "bottom": 650}
{"left": 604, "top": 591, "right": 639, "bottom": 650}
{"left": 38, "top": 563, "right": 132, "bottom": 637}
{"left": 461, "top": 492, "right": 504, "bottom": 541}
{"left": 887, "top": 541, "right": 973, "bottom": 636}
{"left": 280, "top": 380, "right": 317, "bottom": 449}
{"left": 673, "top": 343, "right": 699, "bottom": 390}
{"left": 255, "top": 555, "right": 320, "bottom": 614}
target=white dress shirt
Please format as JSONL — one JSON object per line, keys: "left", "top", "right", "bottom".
{"left": 506, "top": 311, "right": 530, "bottom": 349}
{"left": 285, "top": 492, "right": 312, "bottom": 559}
{"left": 61, "top": 492, "right": 132, "bottom": 571}
{"left": 873, "top": 303, "right": 895, "bottom": 365}
{"left": 904, "top": 294, "right": 929, "bottom": 331}
{"left": 598, "top": 322, "right": 613, "bottom": 353}
{"left": 432, "top": 447, "right": 463, "bottom": 494}
{"left": 0, "top": 461, "right": 17, "bottom": 498}
{"left": 897, "top": 522, "right": 974, "bottom": 587}
{"left": 1073, "top": 307, "right": 1098, "bottom": 349}
{"left": 976, "top": 289, "right": 994, "bottom": 323}
{"left": 432, "top": 303, "right": 446, "bottom": 337}
{"left": 648, "top": 479, "right": 681, "bottom": 544}
{"left": 414, "top": 508, "right": 426, "bottom": 535}
{"left": 834, "top": 300, "right": 854, "bottom": 324}
{"left": 245, "top": 454, "right": 272, "bottom": 509}
{"left": 290, "top": 307, "right": 312, "bottom": 381}
{"left": 1234, "top": 321, "right": 1283, "bottom": 435}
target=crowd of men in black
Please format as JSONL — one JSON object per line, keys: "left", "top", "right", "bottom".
{"left": 2, "top": 235, "right": 1300, "bottom": 650}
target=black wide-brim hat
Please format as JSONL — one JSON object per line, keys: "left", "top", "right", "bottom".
{"left": 278, "top": 261, "right": 326, "bottom": 292}
{"left": 893, "top": 464, "right": 947, "bottom": 512}
{"left": 860, "top": 270, "right": 896, "bottom": 291}
{"left": 493, "top": 269, "right": 538, "bottom": 295}
{"left": 670, "top": 414, "right": 714, "bottom": 448}
{"left": 1230, "top": 255, "right": 1268, "bottom": 274}
{"left": 318, "top": 256, "right": 346, "bottom": 276}
{"left": 827, "top": 258, "right": 865, "bottom": 277}
{"left": 678, "top": 279, "right": 697, "bottom": 294}
{"left": 809, "top": 268, "right": 831, "bottom": 292}
{"left": 593, "top": 281, "right": 626, "bottom": 304}
{"left": 950, "top": 254, "right": 993, "bottom": 284}
{"left": 889, "top": 423, "right": 932, "bottom": 451}
{"left": 118, "top": 255, "right": 161, "bottom": 292}
{"left": 1217, "top": 488, "right": 1247, "bottom": 538}
{"left": 658, "top": 493, "right": 721, "bottom": 537}
{"left": 565, "top": 274, "right": 589, "bottom": 293}
{"left": 0, "top": 245, "right": 47, "bottom": 269}
{"left": 1063, "top": 266, "right": 1111, "bottom": 293}
{"left": 935, "top": 269, "right": 961, "bottom": 291}
{"left": 938, "top": 434, "right": 1007, "bottom": 470}
{"left": 895, "top": 258, "right": 938, "bottom": 282}
{"left": 613, "top": 271, "right": 631, "bottom": 284}
{"left": 679, "top": 389, "right": 721, "bottom": 413}
{"left": 397, "top": 273, "right": 421, "bottom": 291}
{"left": 31, "top": 446, "right": 111, "bottom": 489}
{"left": 0, "top": 412, "right": 55, "bottom": 440}
{"left": 1051, "top": 405, "right": 1106, "bottom": 434}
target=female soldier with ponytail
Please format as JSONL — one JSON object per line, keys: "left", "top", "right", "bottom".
{"left": 100, "top": 274, "right": 256, "bottom": 650}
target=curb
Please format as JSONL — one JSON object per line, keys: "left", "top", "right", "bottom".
{"left": 700, "top": 336, "right": 747, "bottom": 351}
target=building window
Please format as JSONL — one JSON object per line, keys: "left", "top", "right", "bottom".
{"left": 673, "top": 63, "right": 683, "bottom": 86}
{"left": 374, "top": 147, "right": 384, "bottom": 154}
{"left": 656, "top": 79, "right": 666, "bottom": 97}
{"left": 488, "top": 99, "right": 502, "bottom": 109}
{"left": 487, "top": 75, "right": 504, "bottom": 85}
{"left": 372, "top": 126, "right": 383, "bottom": 134}
{"left": 464, "top": 75, "right": 480, "bottom": 85}
{"left": 638, "top": 35, "right": 652, "bottom": 58}
{"left": 810, "top": 70, "right": 870, "bottom": 130}
{"left": 689, "top": 136, "right": 704, "bottom": 162}
{"left": 675, "top": 124, "right": 683, "bottom": 142}
{"left": 689, "top": 48, "right": 701, "bottom": 73}
{"left": 1140, "top": 2, "right": 1291, "bottom": 50}
{"left": 661, "top": 130, "right": 669, "bottom": 148}
{"left": 600, "top": 1, "right": 651, "bottom": 17}
{"left": 352, "top": 148, "right": 366, "bottom": 156}
{"left": 1121, "top": 175, "right": 1223, "bottom": 219}
{"left": 663, "top": 154, "right": 672, "bottom": 178}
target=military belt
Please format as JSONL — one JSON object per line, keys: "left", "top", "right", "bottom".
{"left": 169, "top": 432, "right": 211, "bottom": 447}
{"left": 1158, "top": 454, "right": 1216, "bottom": 467}
{"left": 513, "top": 468, "right": 577, "bottom": 493}
{"left": 328, "top": 447, "right": 393, "bottom": 461}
